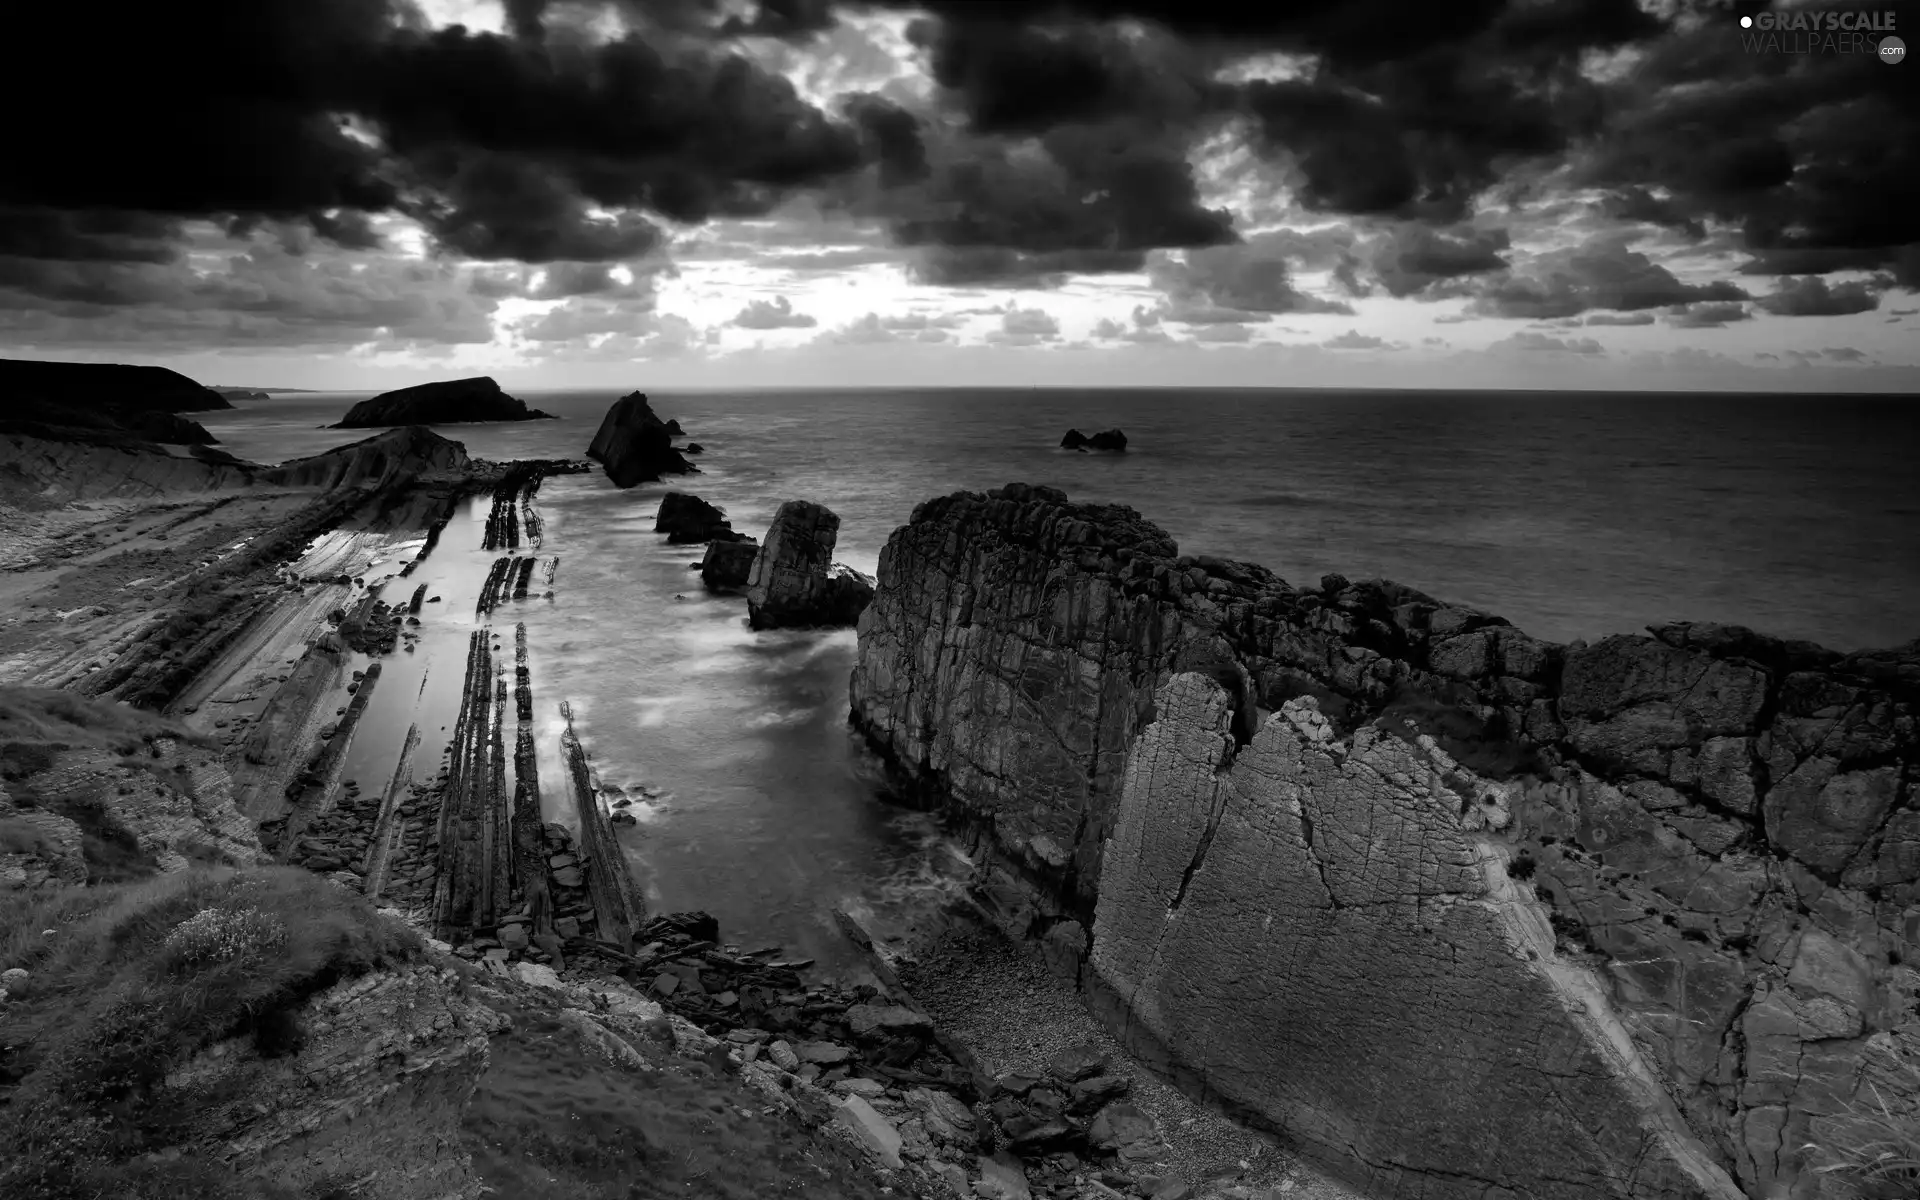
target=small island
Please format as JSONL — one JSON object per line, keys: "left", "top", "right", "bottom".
{"left": 331, "top": 377, "right": 556, "bottom": 428}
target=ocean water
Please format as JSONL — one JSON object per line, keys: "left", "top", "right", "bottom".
{"left": 197, "top": 387, "right": 1920, "bottom": 970}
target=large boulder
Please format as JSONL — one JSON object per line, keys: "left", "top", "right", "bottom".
{"left": 745, "top": 501, "right": 874, "bottom": 630}
{"left": 332, "top": 377, "right": 554, "bottom": 428}
{"left": 848, "top": 482, "right": 1920, "bottom": 1200}
{"left": 700, "top": 538, "right": 759, "bottom": 592}
{"left": 655, "top": 492, "right": 749, "bottom": 545}
{"left": 586, "top": 392, "right": 696, "bottom": 489}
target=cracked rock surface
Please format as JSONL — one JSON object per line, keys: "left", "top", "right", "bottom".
{"left": 849, "top": 482, "right": 1919, "bottom": 1200}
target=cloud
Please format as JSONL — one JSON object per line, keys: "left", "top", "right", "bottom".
{"left": 1323, "top": 330, "right": 1387, "bottom": 350}
{"left": 1753, "top": 276, "right": 1882, "bottom": 318}
{"left": 817, "top": 310, "right": 961, "bottom": 344}
{"left": 731, "top": 295, "right": 818, "bottom": 329}
{"left": 1466, "top": 235, "right": 1748, "bottom": 320}
{"left": 984, "top": 304, "right": 1062, "bottom": 345}
{"left": 1148, "top": 243, "right": 1353, "bottom": 317}
{"left": 1490, "top": 331, "right": 1605, "bottom": 355}
{"left": 1824, "top": 346, "right": 1867, "bottom": 362}
{"left": 1191, "top": 323, "right": 1254, "bottom": 343}
{"left": 1367, "top": 224, "right": 1511, "bottom": 297}
{"left": 1665, "top": 302, "right": 1750, "bottom": 329}
{"left": 1583, "top": 311, "right": 1655, "bottom": 327}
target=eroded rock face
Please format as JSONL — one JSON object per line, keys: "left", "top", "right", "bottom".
{"left": 167, "top": 963, "right": 507, "bottom": 1199}
{"left": 585, "top": 392, "right": 695, "bottom": 488}
{"left": 849, "top": 482, "right": 1919, "bottom": 1200}
{"left": 746, "top": 501, "right": 875, "bottom": 630}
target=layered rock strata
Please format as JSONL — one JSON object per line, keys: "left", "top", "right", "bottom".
{"left": 849, "top": 482, "right": 1919, "bottom": 1200}
{"left": 745, "top": 501, "right": 876, "bottom": 630}
{"left": 585, "top": 391, "right": 696, "bottom": 488}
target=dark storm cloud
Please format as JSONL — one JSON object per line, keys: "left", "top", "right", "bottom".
{"left": 1576, "top": 5, "right": 1920, "bottom": 283}
{"left": 1, "top": 0, "right": 873, "bottom": 271}
{"left": 1369, "top": 225, "right": 1512, "bottom": 297}
{"left": 1466, "top": 236, "right": 1748, "bottom": 320}
{"left": 1753, "top": 276, "right": 1883, "bottom": 318}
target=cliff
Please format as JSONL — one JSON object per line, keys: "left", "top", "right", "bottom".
{"left": 0, "top": 357, "right": 231, "bottom": 413}
{"left": 585, "top": 391, "right": 695, "bottom": 488}
{"left": 333, "top": 377, "right": 555, "bottom": 428}
{"left": 849, "top": 482, "right": 1919, "bottom": 1200}
{"left": 257, "top": 425, "right": 474, "bottom": 492}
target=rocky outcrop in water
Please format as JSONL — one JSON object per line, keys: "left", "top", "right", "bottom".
{"left": 585, "top": 391, "right": 696, "bottom": 488}
{"left": 1061, "top": 428, "right": 1127, "bottom": 452}
{"left": 701, "top": 538, "right": 759, "bottom": 592}
{"left": 746, "top": 501, "right": 875, "bottom": 630}
{"left": 849, "top": 482, "right": 1919, "bottom": 1200}
{"left": 656, "top": 492, "right": 748, "bottom": 544}
{"left": 332, "top": 377, "right": 554, "bottom": 428}
{"left": 0, "top": 357, "right": 231, "bottom": 412}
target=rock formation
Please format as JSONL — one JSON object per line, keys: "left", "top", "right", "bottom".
{"left": 0, "top": 356, "right": 231, "bottom": 412}
{"left": 700, "top": 538, "right": 759, "bottom": 592}
{"left": 1061, "top": 428, "right": 1127, "bottom": 452}
{"left": 585, "top": 391, "right": 696, "bottom": 488}
{"left": 849, "top": 482, "right": 1919, "bottom": 1200}
{"left": 655, "top": 492, "right": 749, "bottom": 544}
{"left": 257, "top": 425, "right": 473, "bottom": 491}
{"left": 333, "top": 377, "right": 555, "bottom": 428}
{"left": 745, "top": 501, "right": 875, "bottom": 630}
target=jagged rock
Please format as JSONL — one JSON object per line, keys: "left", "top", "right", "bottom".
{"left": 586, "top": 391, "right": 696, "bottom": 488}
{"left": 1060, "top": 428, "right": 1127, "bottom": 452}
{"left": 331, "top": 377, "right": 555, "bottom": 427}
{"left": 1046, "top": 1044, "right": 1108, "bottom": 1083}
{"left": 745, "top": 501, "right": 874, "bottom": 630}
{"left": 655, "top": 492, "right": 748, "bottom": 545}
{"left": 849, "top": 482, "right": 1917, "bottom": 1200}
{"left": 700, "top": 537, "right": 759, "bottom": 592}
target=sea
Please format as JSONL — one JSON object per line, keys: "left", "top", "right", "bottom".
{"left": 197, "top": 387, "right": 1920, "bottom": 973}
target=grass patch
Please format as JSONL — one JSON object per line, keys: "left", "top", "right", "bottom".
{"left": 0, "top": 865, "right": 424, "bottom": 1198}
{"left": 1809, "top": 1062, "right": 1920, "bottom": 1199}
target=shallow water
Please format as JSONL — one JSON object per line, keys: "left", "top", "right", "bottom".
{"left": 198, "top": 387, "right": 1920, "bottom": 971}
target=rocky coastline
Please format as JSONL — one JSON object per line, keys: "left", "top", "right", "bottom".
{"left": 2, "top": 374, "right": 1912, "bottom": 1200}
{"left": 847, "top": 482, "right": 1919, "bottom": 1200}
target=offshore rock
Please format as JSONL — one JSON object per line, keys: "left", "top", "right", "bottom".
{"left": 586, "top": 391, "right": 696, "bottom": 488}
{"left": 332, "top": 377, "right": 554, "bottom": 428}
{"left": 1061, "top": 428, "right": 1127, "bottom": 452}
{"left": 655, "top": 492, "right": 748, "bottom": 545}
{"left": 745, "top": 501, "right": 874, "bottom": 630}
{"left": 700, "top": 538, "right": 759, "bottom": 591}
{"left": 849, "top": 482, "right": 1919, "bottom": 1200}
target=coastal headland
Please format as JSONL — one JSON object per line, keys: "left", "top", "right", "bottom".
{"left": 0, "top": 370, "right": 1911, "bottom": 1200}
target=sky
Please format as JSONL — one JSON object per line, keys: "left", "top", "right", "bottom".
{"left": 2, "top": 0, "right": 1916, "bottom": 392}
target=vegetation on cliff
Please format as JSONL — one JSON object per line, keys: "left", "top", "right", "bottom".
{"left": 0, "top": 865, "right": 425, "bottom": 1199}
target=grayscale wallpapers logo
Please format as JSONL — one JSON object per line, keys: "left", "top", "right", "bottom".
{"left": 1734, "top": 8, "right": 1904, "bottom": 59}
